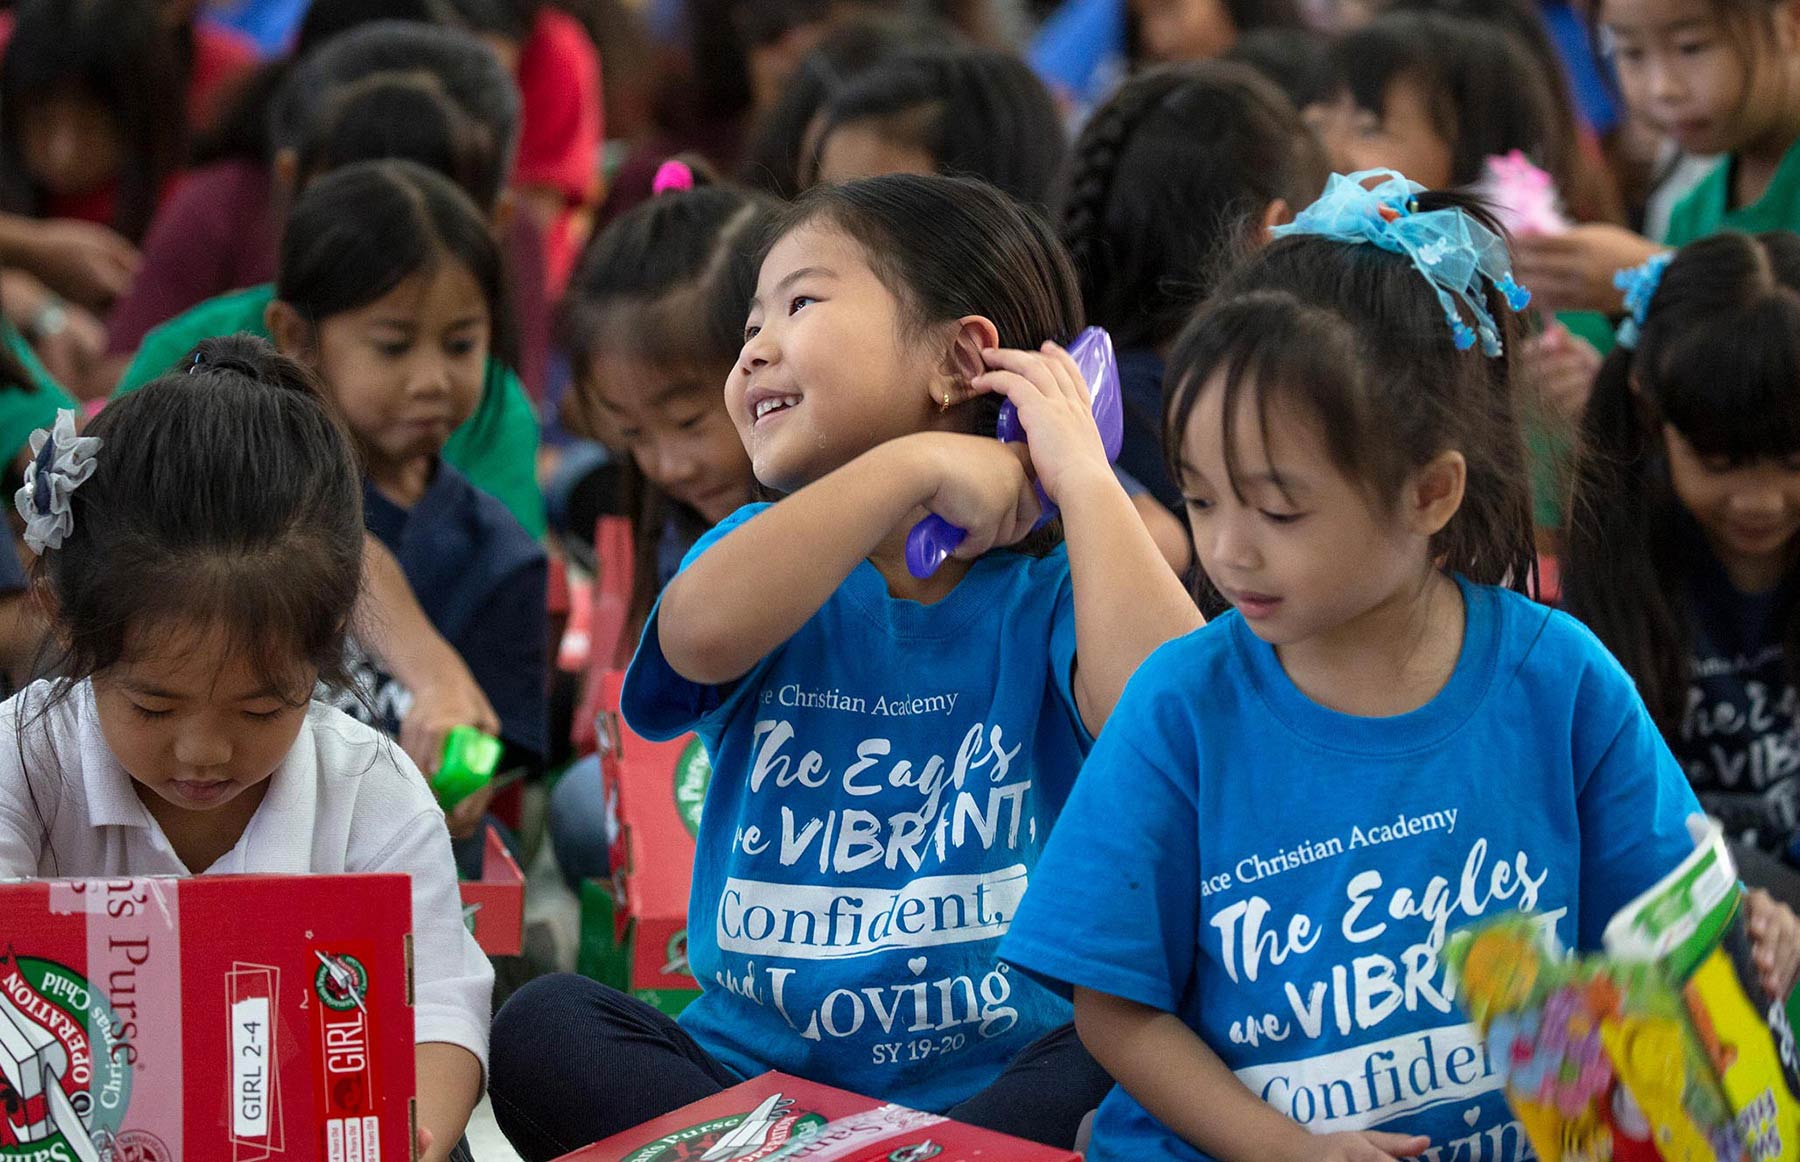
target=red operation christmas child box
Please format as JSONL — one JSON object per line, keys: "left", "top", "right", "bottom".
{"left": 552, "top": 1072, "right": 1081, "bottom": 1162}
{"left": 0, "top": 874, "right": 416, "bottom": 1162}
{"left": 591, "top": 669, "right": 708, "bottom": 1014}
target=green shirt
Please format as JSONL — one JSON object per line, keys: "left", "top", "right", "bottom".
{"left": 1665, "top": 136, "right": 1800, "bottom": 246}
{"left": 0, "top": 324, "right": 76, "bottom": 466}
{"left": 115, "top": 285, "right": 546, "bottom": 537}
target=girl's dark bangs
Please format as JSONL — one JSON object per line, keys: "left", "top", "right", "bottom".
{"left": 1333, "top": 27, "right": 1419, "bottom": 114}
{"left": 1166, "top": 294, "right": 1366, "bottom": 503}
{"left": 1654, "top": 312, "right": 1800, "bottom": 461}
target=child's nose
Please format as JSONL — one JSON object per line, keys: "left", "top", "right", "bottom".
{"left": 738, "top": 330, "right": 776, "bottom": 372}
{"left": 1209, "top": 518, "right": 1261, "bottom": 571}
{"left": 1647, "top": 57, "right": 1688, "bottom": 104}
{"left": 652, "top": 439, "right": 696, "bottom": 485}
{"left": 406, "top": 356, "right": 453, "bottom": 398}
{"left": 1729, "top": 486, "right": 1787, "bottom": 520}
{"left": 172, "top": 726, "right": 231, "bottom": 769}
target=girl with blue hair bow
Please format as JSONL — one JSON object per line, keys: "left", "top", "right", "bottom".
{"left": 1002, "top": 173, "right": 1800, "bottom": 1161}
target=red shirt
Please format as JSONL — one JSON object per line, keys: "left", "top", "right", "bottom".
{"left": 513, "top": 6, "right": 604, "bottom": 295}
{"left": 188, "top": 22, "right": 260, "bottom": 132}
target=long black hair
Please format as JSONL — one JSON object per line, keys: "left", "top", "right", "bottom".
{"left": 561, "top": 176, "right": 778, "bottom": 640}
{"left": 1060, "top": 59, "right": 1327, "bottom": 352}
{"left": 0, "top": 0, "right": 187, "bottom": 243}
{"left": 1164, "top": 189, "right": 1536, "bottom": 609}
{"left": 807, "top": 46, "right": 1067, "bottom": 211}
{"left": 275, "top": 158, "right": 515, "bottom": 371}
{"left": 1565, "top": 232, "right": 1800, "bottom": 735}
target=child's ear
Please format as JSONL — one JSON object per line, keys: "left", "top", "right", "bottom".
{"left": 1776, "top": 0, "right": 1800, "bottom": 50}
{"left": 1258, "top": 198, "right": 1293, "bottom": 243}
{"left": 264, "top": 300, "right": 315, "bottom": 362}
{"left": 940, "top": 315, "right": 1002, "bottom": 406}
{"left": 1407, "top": 450, "right": 1467, "bottom": 538}
{"left": 272, "top": 148, "right": 300, "bottom": 197}
{"left": 489, "top": 188, "right": 517, "bottom": 236}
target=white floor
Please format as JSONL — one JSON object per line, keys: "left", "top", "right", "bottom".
{"left": 467, "top": 1094, "right": 524, "bottom": 1162}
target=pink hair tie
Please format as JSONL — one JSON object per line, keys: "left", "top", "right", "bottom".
{"left": 652, "top": 159, "right": 695, "bottom": 195}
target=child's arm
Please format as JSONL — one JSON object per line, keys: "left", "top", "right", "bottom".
{"left": 415, "top": 1042, "right": 483, "bottom": 1162}
{"left": 975, "top": 345, "right": 1203, "bottom": 733}
{"left": 1074, "top": 988, "right": 1429, "bottom": 1162}
{"left": 657, "top": 432, "right": 1040, "bottom": 685}
{"left": 356, "top": 534, "right": 500, "bottom": 773}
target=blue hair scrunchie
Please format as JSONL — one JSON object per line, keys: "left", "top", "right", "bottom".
{"left": 1613, "top": 251, "right": 1674, "bottom": 351}
{"left": 1270, "top": 169, "right": 1532, "bottom": 358}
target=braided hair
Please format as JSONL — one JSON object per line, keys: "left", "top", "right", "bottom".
{"left": 1059, "top": 60, "right": 1326, "bottom": 352}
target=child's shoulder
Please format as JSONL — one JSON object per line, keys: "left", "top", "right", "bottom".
{"left": 426, "top": 462, "right": 545, "bottom": 569}
{"left": 304, "top": 701, "right": 437, "bottom": 812}
{"left": 1117, "top": 612, "right": 1242, "bottom": 702}
{"left": 1469, "top": 581, "right": 1640, "bottom": 697}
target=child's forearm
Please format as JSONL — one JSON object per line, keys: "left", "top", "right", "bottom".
{"left": 656, "top": 434, "right": 952, "bottom": 685}
{"left": 1074, "top": 987, "right": 1314, "bottom": 1162}
{"left": 415, "top": 1042, "right": 482, "bottom": 1162}
{"left": 1058, "top": 470, "right": 1203, "bottom": 734}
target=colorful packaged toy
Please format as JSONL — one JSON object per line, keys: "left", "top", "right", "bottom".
{"left": 1448, "top": 820, "right": 1800, "bottom": 1161}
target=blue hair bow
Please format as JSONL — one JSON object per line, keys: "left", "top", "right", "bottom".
{"left": 1612, "top": 251, "right": 1673, "bottom": 350}
{"left": 1270, "top": 169, "right": 1532, "bottom": 357}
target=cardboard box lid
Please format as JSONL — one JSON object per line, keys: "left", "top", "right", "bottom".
{"left": 555, "top": 1071, "right": 1083, "bottom": 1161}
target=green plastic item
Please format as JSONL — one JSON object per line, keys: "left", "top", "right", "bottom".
{"left": 433, "top": 726, "right": 502, "bottom": 811}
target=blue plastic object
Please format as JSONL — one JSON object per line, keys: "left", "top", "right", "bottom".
{"left": 904, "top": 327, "right": 1123, "bottom": 579}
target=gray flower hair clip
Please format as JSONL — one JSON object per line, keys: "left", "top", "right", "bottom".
{"left": 14, "top": 409, "right": 101, "bottom": 552}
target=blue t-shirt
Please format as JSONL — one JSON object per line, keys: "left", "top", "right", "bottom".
{"left": 335, "top": 463, "right": 549, "bottom": 761}
{"left": 622, "top": 502, "right": 1091, "bottom": 1111}
{"left": 1001, "top": 579, "right": 1701, "bottom": 1162}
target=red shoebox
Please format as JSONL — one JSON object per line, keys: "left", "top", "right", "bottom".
{"left": 0, "top": 874, "right": 416, "bottom": 1162}
{"left": 553, "top": 1071, "right": 1083, "bottom": 1161}
{"left": 459, "top": 823, "right": 525, "bottom": 958}
{"left": 596, "top": 669, "right": 706, "bottom": 1011}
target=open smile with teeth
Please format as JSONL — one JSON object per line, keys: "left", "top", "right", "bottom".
{"left": 753, "top": 395, "right": 800, "bottom": 422}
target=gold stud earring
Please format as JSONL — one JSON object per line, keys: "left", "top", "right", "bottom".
{"left": 939, "top": 392, "right": 953, "bottom": 412}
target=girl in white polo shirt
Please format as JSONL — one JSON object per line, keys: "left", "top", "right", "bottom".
{"left": 0, "top": 335, "right": 491, "bottom": 1162}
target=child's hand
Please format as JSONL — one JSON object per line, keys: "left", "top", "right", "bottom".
{"left": 21, "top": 218, "right": 139, "bottom": 306}
{"left": 401, "top": 669, "right": 500, "bottom": 778}
{"left": 917, "top": 434, "right": 1042, "bottom": 557}
{"left": 1519, "top": 322, "right": 1602, "bottom": 420}
{"left": 1286, "top": 1130, "right": 1430, "bottom": 1162}
{"left": 1511, "top": 224, "right": 1663, "bottom": 314}
{"left": 973, "top": 342, "right": 1113, "bottom": 509}
{"left": 445, "top": 781, "right": 496, "bottom": 842}
{"left": 1747, "top": 888, "right": 1800, "bottom": 1000}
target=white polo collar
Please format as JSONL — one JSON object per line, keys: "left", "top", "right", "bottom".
{"left": 75, "top": 683, "right": 321, "bottom": 873}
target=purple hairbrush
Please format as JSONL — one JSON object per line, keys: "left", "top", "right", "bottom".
{"left": 904, "top": 326, "right": 1123, "bottom": 579}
